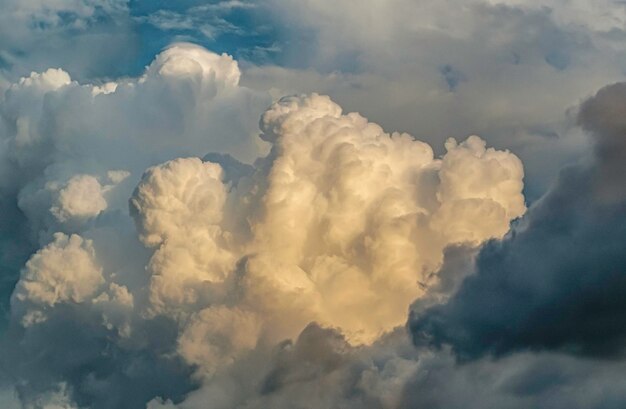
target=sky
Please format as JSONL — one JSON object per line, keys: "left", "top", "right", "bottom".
{"left": 1, "top": 1, "right": 626, "bottom": 408}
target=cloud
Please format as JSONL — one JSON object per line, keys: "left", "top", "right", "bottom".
{"left": 0, "top": 0, "right": 138, "bottom": 80}
{"left": 137, "top": 1, "right": 256, "bottom": 41}
{"left": 130, "top": 157, "right": 237, "bottom": 317}
{"left": 146, "top": 325, "right": 422, "bottom": 409}
{"left": 1, "top": 41, "right": 268, "bottom": 236}
{"left": 244, "top": 0, "right": 626, "bottom": 201}
{"left": 3, "top": 4, "right": 626, "bottom": 405}
{"left": 0, "top": 42, "right": 270, "bottom": 333}
{"left": 0, "top": 40, "right": 527, "bottom": 406}
{"left": 0, "top": 2, "right": 598, "bottom": 407}
{"left": 3, "top": 0, "right": 619, "bottom": 202}
{"left": 409, "top": 82, "right": 626, "bottom": 359}
{"left": 236, "top": 94, "right": 523, "bottom": 345}
{"left": 398, "top": 348, "right": 626, "bottom": 409}
{"left": 11, "top": 233, "right": 104, "bottom": 326}
{"left": 147, "top": 324, "right": 626, "bottom": 409}
{"left": 0, "top": 43, "right": 272, "bottom": 407}
{"left": 50, "top": 175, "right": 108, "bottom": 222}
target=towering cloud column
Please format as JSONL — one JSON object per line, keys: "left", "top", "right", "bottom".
{"left": 3, "top": 44, "right": 527, "bottom": 408}
{"left": 127, "top": 93, "right": 526, "bottom": 368}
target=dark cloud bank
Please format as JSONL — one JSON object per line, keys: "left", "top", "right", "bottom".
{"left": 409, "top": 81, "right": 626, "bottom": 381}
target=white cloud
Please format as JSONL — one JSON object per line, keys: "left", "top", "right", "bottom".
{"left": 240, "top": 94, "right": 525, "bottom": 344}
{"left": 0, "top": 42, "right": 270, "bottom": 244}
{"left": 120, "top": 92, "right": 524, "bottom": 389}
{"left": 130, "top": 157, "right": 237, "bottom": 317}
{"left": 11, "top": 233, "right": 104, "bottom": 326}
{"left": 50, "top": 175, "right": 108, "bottom": 222}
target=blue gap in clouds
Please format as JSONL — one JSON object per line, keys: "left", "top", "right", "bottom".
{"left": 129, "top": 0, "right": 281, "bottom": 71}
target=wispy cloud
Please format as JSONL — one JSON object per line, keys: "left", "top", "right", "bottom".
{"left": 136, "top": 1, "right": 257, "bottom": 40}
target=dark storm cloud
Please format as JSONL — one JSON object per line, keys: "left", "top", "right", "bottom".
{"left": 3, "top": 305, "right": 197, "bottom": 409}
{"left": 409, "top": 82, "right": 626, "bottom": 359}
{"left": 578, "top": 82, "right": 626, "bottom": 199}
{"left": 398, "top": 349, "right": 626, "bottom": 409}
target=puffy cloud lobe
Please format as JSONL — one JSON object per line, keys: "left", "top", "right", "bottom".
{"left": 51, "top": 175, "right": 108, "bottom": 222}
{"left": 130, "top": 157, "right": 237, "bottom": 316}
{"left": 432, "top": 136, "right": 525, "bottom": 244}
{"left": 147, "top": 43, "right": 241, "bottom": 89}
{"left": 14, "top": 69, "right": 72, "bottom": 92}
{"left": 409, "top": 82, "right": 626, "bottom": 359}
{"left": 0, "top": 41, "right": 268, "bottom": 204}
{"left": 16, "top": 171, "right": 129, "bottom": 244}
{"left": 131, "top": 158, "right": 227, "bottom": 247}
{"left": 11, "top": 233, "right": 103, "bottom": 326}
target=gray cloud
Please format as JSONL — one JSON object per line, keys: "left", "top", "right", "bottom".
{"left": 409, "top": 82, "right": 626, "bottom": 359}
{"left": 0, "top": 0, "right": 140, "bottom": 81}
{"left": 398, "top": 349, "right": 626, "bottom": 409}
{"left": 5, "top": 309, "right": 196, "bottom": 409}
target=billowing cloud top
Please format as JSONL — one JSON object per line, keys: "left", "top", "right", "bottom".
{"left": 0, "top": 41, "right": 531, "bottom": 408}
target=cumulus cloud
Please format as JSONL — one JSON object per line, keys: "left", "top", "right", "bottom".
{"left": 0, "top": 42, "right": 268, "bottom": 247}
{"left": 127, "top": 93, "right": 525, "bottom": 356}
{"left": 11, "top": 233, "right": 103, "bottom": 326}
{"left": 138, "top": 92, "right": 524, "bottom": 406}
{"left": 240, "top": 94, "right": 524, "bottom": 344}
{"left": 0, "top": 43, "right": 270, "bottom": 343}
{"left": 0, "top": 39, "right": 529, "bottom": 406}
{"left": 51, "top": 175, "right": 107, "bottom": 222}
{"left": 0, "top": 43, "right": 270, "bottom": 408}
